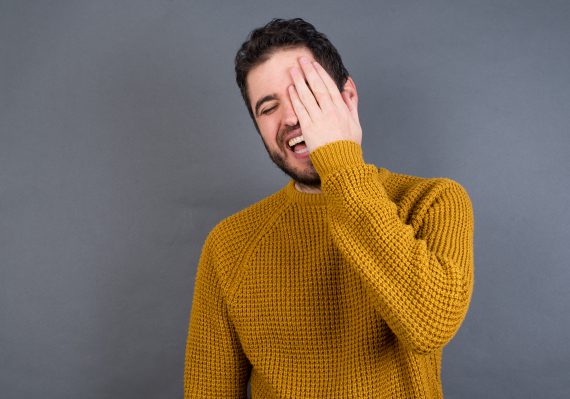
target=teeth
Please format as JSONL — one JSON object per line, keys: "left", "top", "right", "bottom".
{"left": 288, "top": 135, "right": 305, "bottom": 147}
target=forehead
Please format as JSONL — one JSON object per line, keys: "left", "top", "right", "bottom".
{"left": 246, "top": 46, "right": 316, "bottom": 107}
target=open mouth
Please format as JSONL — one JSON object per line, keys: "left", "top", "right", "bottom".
{"left": 287, "top": 135, "right": 308, "bottom": 154}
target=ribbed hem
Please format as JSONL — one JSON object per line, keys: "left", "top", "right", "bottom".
{"left": 309, "top": 140, "right": 365, "bottom": 179}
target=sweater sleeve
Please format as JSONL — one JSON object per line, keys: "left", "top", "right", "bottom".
{"left": 310, "top": 140, "right": 474, "bottom": 355}
{"left": 184, "top": 234, "right": 251, "bottom": 398}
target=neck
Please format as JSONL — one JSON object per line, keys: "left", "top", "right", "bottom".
{"left": 294, "top": 181, "right": 322, "bottom": 194}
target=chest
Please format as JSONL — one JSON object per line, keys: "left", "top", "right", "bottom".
{"left": 227, "top": 216, "right": 384, "bottom": 360}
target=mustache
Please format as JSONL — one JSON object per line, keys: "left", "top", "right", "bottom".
{"left": 277, "top": 123, "right": 301, "bottom": 145}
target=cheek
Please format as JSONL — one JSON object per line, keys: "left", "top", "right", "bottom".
{"left": 257, "top": 118, "right": 280, "bottom": 142}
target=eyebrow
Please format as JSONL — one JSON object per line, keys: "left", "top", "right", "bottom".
{"left": 254, "top": 94, "right": 278, "bottom": 117}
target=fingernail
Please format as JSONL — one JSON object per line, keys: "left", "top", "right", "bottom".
{"left": 299, "top": 57, "right": 309, "bottom": 64}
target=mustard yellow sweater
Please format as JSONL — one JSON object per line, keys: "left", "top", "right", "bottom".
{"left": 185, "top": 140, "right": 474, "bottom": 398}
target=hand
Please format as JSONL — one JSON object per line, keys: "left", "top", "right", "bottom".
{"left": 288, "top": 57, "right": 362, "bottom": 153}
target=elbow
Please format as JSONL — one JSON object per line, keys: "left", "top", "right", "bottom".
{"left": 404, "top": 328, "right": 459, "bottom": 355}
{"left": 403, "top": 298, "right": 472, "bottom": 355}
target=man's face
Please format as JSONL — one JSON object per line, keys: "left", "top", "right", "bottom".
{"left": 246, "top": 46, "right": 320, "bottom": 186}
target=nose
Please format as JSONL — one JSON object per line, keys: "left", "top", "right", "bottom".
{"left": 282, "top": 99, "right": 298, "bottom": 127}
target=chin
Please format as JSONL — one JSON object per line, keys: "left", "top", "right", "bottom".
{"left": 263, "top": 140, "right": 321, "bottom": 186}
{"left": 293, "top": 171, "right": 321, "bottom": 186}
{"left": 281, "top": 164, "right": 321, "bottom": 187}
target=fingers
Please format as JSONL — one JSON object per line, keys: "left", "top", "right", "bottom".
{"left": 312, "top": 61, "right": 345, "bottom": 106}
{"left": 289, "top": 57, "right": 356, "bottom": 126}
{"left": 288, "top": 84, "right": 311, "bottom": 126}
{"left": 289, "top": 66, "right": 320, "bottom": 117}
{"left": 297, "top": 57, "right": 334, "bottom": 109}
{"left": 287, "top": 58, "right": 363, "bottom": 150}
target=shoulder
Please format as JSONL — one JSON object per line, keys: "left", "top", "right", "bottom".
{"left": 379, "top": 167, "right": 473, "bottom": 220}
{"left": 381, "top": 166, "right": 470, "bottom": 199}
{"left": 196, "top": 187, "right": 288, "bottom": 294}
{"left": 203, "top": 187, "right": 288, "bottom": 259}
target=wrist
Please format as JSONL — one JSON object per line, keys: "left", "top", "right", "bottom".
{"left": 309, "top": 140, "right": 365, "bottom": 178}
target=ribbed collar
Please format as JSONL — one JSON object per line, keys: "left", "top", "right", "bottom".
{"left": 283, "top": 179, "right": 328, "bottom": 206}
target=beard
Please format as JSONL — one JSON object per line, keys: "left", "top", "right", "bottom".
{"left": 260, "top": 126, "right": 321, "bottom": 187}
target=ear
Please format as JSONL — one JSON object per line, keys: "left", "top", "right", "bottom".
{"left": 341, "top": 77, "right": 359, "bottom": 123}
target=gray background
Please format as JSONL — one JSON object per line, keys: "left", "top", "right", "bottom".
{"left": 1, "top": 0, "right": 569, "bottom": 398}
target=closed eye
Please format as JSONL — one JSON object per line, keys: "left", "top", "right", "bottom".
{"left": 261, "top": 105, "right": 277, "bottom": 115}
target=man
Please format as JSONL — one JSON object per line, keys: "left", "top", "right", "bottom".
{"left": 184, "top": 18, "right": 474, "bottom": 398}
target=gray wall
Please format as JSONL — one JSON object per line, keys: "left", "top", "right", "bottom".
{"left": 2, "top": 1, "right": 569, "bottom": 398}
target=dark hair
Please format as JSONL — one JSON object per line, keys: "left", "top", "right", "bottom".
{"left": 235, "top": 18, "right": 349, "bottom": 122}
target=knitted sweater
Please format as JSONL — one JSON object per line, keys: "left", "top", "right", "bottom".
{"left": 184, "top": 140, "right": 474, "bottom": 398}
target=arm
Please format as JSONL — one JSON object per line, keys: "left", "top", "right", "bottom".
{"left": 310, "top": 140, "right": 474, "bottom": 354}
{"left": 288, "top": 59, "right": 474, "bottom": 354}
{"left": 184, "top": 235, "right": 250, "bottom": 398}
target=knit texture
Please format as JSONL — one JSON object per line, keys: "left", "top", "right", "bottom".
{"left": 184, "top": 140, "right": 474, "bottom": 398}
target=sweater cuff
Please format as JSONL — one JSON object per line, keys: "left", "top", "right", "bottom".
{"left": 309, "top": 140, "right": 365, "bottom": 178}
